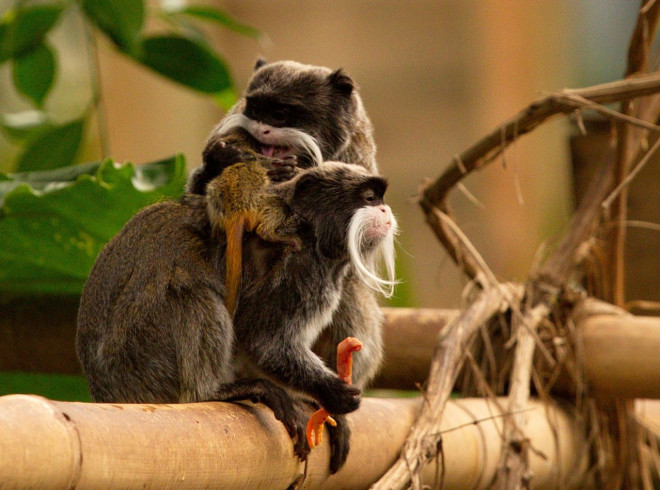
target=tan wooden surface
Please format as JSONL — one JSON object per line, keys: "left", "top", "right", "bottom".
{"left": 0, "top": 394, "right": 584, "bottom": 489}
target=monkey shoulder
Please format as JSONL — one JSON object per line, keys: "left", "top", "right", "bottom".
{"left": 87, "top": 198, "right": 221, "bottom": 300}
{"left": 240, "top": 224, "right": 344, "bottom": 301}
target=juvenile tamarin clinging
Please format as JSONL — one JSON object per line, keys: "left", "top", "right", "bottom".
{"left": 188, "top": 60, "right": 387, "bottom": 398}
{"left": 204, "top": 128, "right": 302, "bottom": 315}
{"left": 76, "top": 162, "right": 397, "bottom": 472}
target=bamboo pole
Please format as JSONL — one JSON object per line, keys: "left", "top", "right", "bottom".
{"left": 3, "top": 306, "right": 660, "bottom": 400}
{"left": 580, "top": 315, "right": 660, "bottom": 399}
{"left": 0, "top": 394, "right": 584, "bottom": 489}
{"left": 376, "top": 308, "right": 660, "bottom": 399}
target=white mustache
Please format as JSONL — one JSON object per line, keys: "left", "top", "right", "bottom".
{"left": 213, "top": 113, "right": 323, "bottom": 166}
{"left": 347, "top": 205, "right": 399, "bottom": 298}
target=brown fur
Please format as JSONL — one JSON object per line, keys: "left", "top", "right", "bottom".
{"left": 205, "top": 129, "right": 301, "bottom": 315}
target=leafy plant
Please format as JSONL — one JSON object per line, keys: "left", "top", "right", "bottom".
{"left": 0, "top": 154, "right": 187, "bottom": 297}
{"left": 0, "top": 371, "right": 92, "bottom": 401}
{"left": 0, "top": 1, "right": 261, "bottom": 296}
{"left": 0, "top": 0, "right": 261, "bottom": 172}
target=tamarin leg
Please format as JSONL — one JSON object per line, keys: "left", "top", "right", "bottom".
{"left": 314, "top": 273, "right": 384, "bottom": 388}
{"left": 255, "top": 203, "right": 302, "bottom": 250}
{"left": 212, "top": 378, "right": 310, "bottom": 460}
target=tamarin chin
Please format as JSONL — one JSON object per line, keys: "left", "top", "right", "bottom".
{"left": 76, "top": 162, "right": 397, "bottom": 473}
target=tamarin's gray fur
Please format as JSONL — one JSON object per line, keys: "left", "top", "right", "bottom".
{"left": 187, "top": 59, "right": 387, "bottom": 395}
{"left": 76, "top": 162, "right": 397, "bottom": 472}
{"left": 188, "top": 58, "right": 377, "bottom": 190}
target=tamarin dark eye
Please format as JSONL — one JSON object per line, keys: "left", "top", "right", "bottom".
{"left": 362, "top": 189, "right": 377, "bottom": 203}
{"left": 271, "top": 109, "right": 288, "bottom": 124}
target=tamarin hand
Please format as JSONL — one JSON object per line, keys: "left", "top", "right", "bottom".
{"left": 267, "top": 156, "right": 299, "bottom": 182}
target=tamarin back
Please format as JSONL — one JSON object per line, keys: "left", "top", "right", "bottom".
{"left": 76, "top": 196, "right": 233, "bottom": 404}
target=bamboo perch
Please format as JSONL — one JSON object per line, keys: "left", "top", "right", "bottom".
{"left": 2, "top": 305, "right": 660, "bottom": 399}
{"left": 0, "top": 394, "right": 584, "bottom": 489}
{"left": 376, "top": 307, "right": 660, "bottom": 399}
{"left": 0, "top": 303, "right": 660, "bottom": 398}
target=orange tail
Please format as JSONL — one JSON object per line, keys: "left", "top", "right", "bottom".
{"left": 305, "top": 337, "right": 362, "bottom": 449}
{"left": 224, "top": 215, "right": 246, "bottom": 316}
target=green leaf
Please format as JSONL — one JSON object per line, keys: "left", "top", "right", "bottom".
{"left": 137, "top": 35, "right": 232, "bottom": 94}
{"left": 15, "top": 118, "right": 85, "bottom": 172}
{"left": 81, "top": 0, "right": 144, "bottom": 54}
{"left": 3, "top": 161, "right": 105, "bottom": 191}
{"left": 0, "top": 110, "right": 53, "bottom": 142}
{"left": 212, "top": 86, "right": 238, "bottom": 111}
{"left": 12, "top": 43, "right": 56, "bottom": 107}
{"left": 0, "top": 4, "right": 64, "bottom": 62}
{"left": 174, "top": 5, "right": 263, "bottom": 40}
{"left": 0, "top": 155, "right": 187, "bottom": 296}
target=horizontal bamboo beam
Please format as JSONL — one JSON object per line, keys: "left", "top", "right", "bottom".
{"left": 580, "top": 315, "right": 660, "bottom": 398}
{"left": 373, "top": 307, "right": 458, "bottom": 390}
{"left": 375, "top": 308, "right": 660, "bottom": 399}
{"left": 0, "top": 394, "right": 584, "bottom": 489}
{"left": 3, "top": 304, "right": 660, "bottom": 398}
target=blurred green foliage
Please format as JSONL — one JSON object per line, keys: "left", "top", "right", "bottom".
{"left": 0, "top": 1, "right": 261, "bottom": 400}
{"left": 0, "top": 154, "right": 187, "bottom": 297}
{"left": 0, "top": 1, "right": 264, "bottom": 401}
{"left": 0, "top": 371, "right": 91, "bottom": 401}
{"left": 0, "top": 0, "right": 261, "bottom": 172}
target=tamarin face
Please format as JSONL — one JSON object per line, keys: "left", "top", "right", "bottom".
{"left": 288, "top": 163, "right": 398, "bottom": 297}
{"left": 213, "top": 60, "right": 358, "bottom": 168}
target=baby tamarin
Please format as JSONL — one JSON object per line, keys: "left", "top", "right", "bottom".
{"left": 205, "top": 128, "right": 301, "bottom": 315}
{"left": 76, "top": 162, "right": 397, "bottom": 472}
{"left": 188, "top": 59, "right": 387, "bottom": 394}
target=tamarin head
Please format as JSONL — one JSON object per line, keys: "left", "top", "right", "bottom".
{"left": 285, "top": 162, "right": 398, "bottom": 297}
{"left": 209, "top": 59, "right": 362, "bottom": 168}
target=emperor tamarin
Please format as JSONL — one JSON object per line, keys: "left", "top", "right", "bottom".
{"left": 188, "top": 59, "right": 387, "bottom": 394}
{"left": 76, "top": 162, "right": 397, "bottom": 471}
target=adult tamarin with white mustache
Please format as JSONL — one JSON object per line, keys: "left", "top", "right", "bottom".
{"left": 188, "top": 59, "right": 387, "bottom": 394}
{"left": 76, "top": 162, "right": 397, "bottom": 473}
{"left": 188, "top": 58, "right": 377, "bottom": 193}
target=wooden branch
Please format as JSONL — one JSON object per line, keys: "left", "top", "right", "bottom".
{"left": 0, "top": 394, "right": 586, "bottom": 489}
{"left": 419, "top": 72, "right": 660, "bottom": 281}
{"left": 372, "top": 284, "right": 525, "bottom": 490}
{"left": 598, "top": 7, "right": 660, "bottom": 487}
{"left": 625, "top": 1, "right": 660, "bottom": 77}
{"left": 535, "top": 152, "right": 615, "bottom": 288}
{"left": 424, "top": 73, "right": 660, "bottom": 204}
{"left": 494, "top": 303, "right": 550, "bottom": 489}
{"left": 607, "top": 2, "right": 660, "bottom": 307}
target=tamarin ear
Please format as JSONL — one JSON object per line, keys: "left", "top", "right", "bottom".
{"left": 254, "top": 57, "right": 268, "bottom": 71}
{"left": 288, "top": 174, "right": 317, "bottom": 216}
{"left": 328, "top": 69, "right": 354, "bottom": 96}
